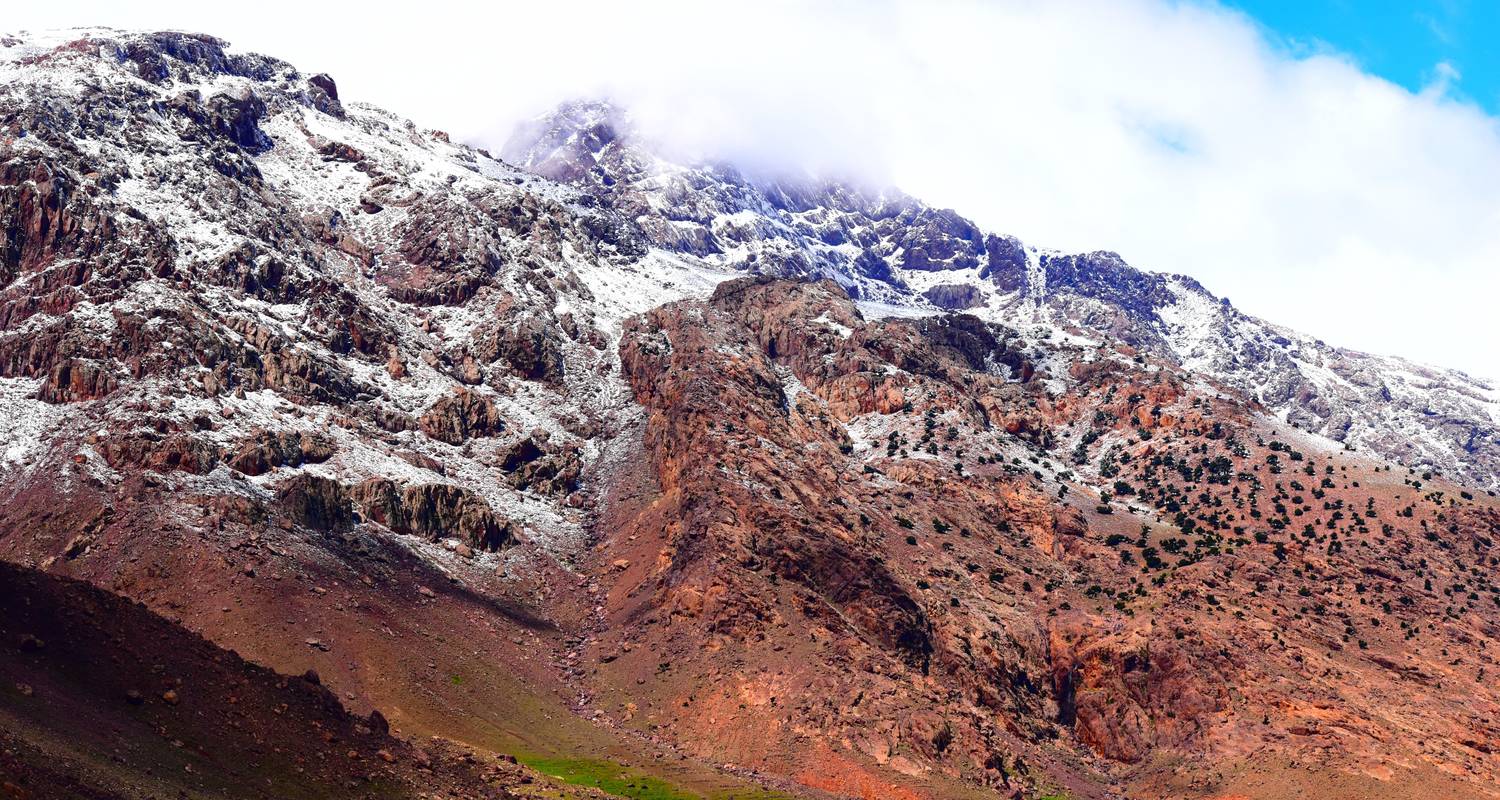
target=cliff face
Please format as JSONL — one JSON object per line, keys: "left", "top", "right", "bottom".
{"left": 2, "top": 28, "right": 1499, "bottom": 800}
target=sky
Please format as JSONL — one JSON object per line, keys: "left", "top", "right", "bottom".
{"left": 5, "top": 1, "right": 1499, "bottom": 382}
{"left": 1229, "top": 0, "right": 1500, "bottom": 110}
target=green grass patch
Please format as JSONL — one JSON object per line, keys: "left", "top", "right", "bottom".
{"left": 516, "top": 753, "right": 798, "bottom": 798}
{"left": 516, "top": 756, "right": 795, "bottom": 800}
{"left": 519, "top": 756, "right": 701, "bottom": 800}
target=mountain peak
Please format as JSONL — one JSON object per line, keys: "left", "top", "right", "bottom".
{"left": 494, "top": 97, "right": 1499, "bottom": 491}
{"left": 501, "top": 98, "right": 636, "bottom": 183}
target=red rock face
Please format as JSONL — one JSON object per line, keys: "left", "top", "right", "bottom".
{"left": 618, "top": 281, "right": 936, "bottom": 670}
{"left": 1046, "top": 612, "right": 1229, "bottom": 763}
{"left": 35, "top": 357, "right": 117, "bottom": 402}
{"left": 2, "top": 160, "right": 107, "bottom": 280}
{"left": 599, "top": 279, "right": 1138, "bottom": 791}
{"left": 352, "top": 479, "right": 515, "bottom": 551}
{"left": 597, "top": 277, "right": 1500, "bottom": 798}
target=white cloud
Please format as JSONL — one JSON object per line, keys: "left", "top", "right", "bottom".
{"left": 8, "top": 0, "right": 1500, "bottom": 380}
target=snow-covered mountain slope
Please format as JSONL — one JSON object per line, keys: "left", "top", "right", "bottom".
{"left": 0, "top": 26, "right": 1491, "bottom": 587}
{"left": 0, "top": 29, "right": 730, "bottom": 565}
{"left": 504, "top": 101, "right": 1500, "bottom": 492}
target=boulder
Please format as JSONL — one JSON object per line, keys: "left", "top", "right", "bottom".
{"left": 206, "top": 90, "right": 272, "bottom": 154}
{"left": 418, "top": 388, "right": 504, "bottom": 444}
{"left": 307, "top": 73, "right": 344, "bottom": 117}
{"left": 227, "top": 429, "right": 335, "bottom": 476}
{"left": 921, "top": 283, "right": 984, "bottom": 310}
{"left": 276, "top": 474, "right": 353, "bottom": 532}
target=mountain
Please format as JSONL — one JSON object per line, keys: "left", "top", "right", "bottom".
{"left": 503, "top": 101, "right": 1500, "bottom": 495}
{"left": 2, "top": 28, "right": 1499, "bottom": 800}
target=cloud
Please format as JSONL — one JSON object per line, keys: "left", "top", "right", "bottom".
{"left": 1426, "top": 60, "right": 1462, "bottom": 93}
{"left": 8, "top": 0, "right": 1500, "bottom": 380}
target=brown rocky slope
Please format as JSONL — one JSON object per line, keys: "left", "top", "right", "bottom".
{"left": 0, "top": 559, "right": 602, "bottom": 800}
{"left": 585, "top": 277, "right": 1500, "bottom": 799}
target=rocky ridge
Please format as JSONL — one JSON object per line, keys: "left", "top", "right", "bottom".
{"left": 504, "top": 101, "right": 1500, "bottom": 494}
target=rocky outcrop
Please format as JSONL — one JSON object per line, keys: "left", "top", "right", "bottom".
{"left": 273, "top": 473, "right": 514, "bottom": 551}
{"left": 893, "top": 207, "right": 985, "bottom": 271}
{"left": 980, "top": 234, "right": 1027, "bottom": 291}
{"left": 914, "top": 314, "right": 1032, "bottom": 381}
{"left": 276, "top": 473, "right": 354, "bottom": 532}
{"left": 306, "top": 73, "right": 343, "bottom": 118}
{"left": 226, "top": 429, "right": 335, "bottom": 475}
{"left": 419, "top": 388, "right": 504, "bottom": 444}
{"left": 620, "top": 280, "right": 938, "bottom": 669}
{"left": 0, "top": 156, "right": 172, "bottom": 292}
{"left": 206, "top": 89, "right": 273, "bottom": 154}
{"left": 35, "top": 358, "right": 117, "bottom": 403}
{"left": 117, "top": 32, "right": 286, "bottom": 87}
{"left": 474, "top": 313, "right": 566, "bottom": 383}
{"left": 922, "top": 283, "right": 983, "bottom": 310}
{"left": 382, "top": 197, "right": 504, "bottom": 306}
{"left": 498, "top": 433, "right": 582, "bottom": 495}
{"left": 1040, "top": 251, "right": 1187, "bottom": 323}
{"left": 351, "top": 479, "right": 513, "bottom": 551}
{"left": 97, "top": 432, "right": 221, "bottom": 474}
{"left": 1047, "top": 615, "right": 1229, "bottom": 763}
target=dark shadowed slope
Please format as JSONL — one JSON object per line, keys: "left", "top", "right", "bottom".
{"left": 0, "top": 559, "right": 583, "bottom": 800}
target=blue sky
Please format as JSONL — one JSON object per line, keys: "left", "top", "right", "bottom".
{"left": 1229, "top": 0, "right": 1500, "bottom": 109}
